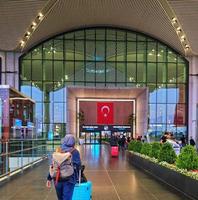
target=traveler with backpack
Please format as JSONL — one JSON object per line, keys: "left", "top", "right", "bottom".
{"left": 46, "top": 134, "right": 81, "bottom": 200}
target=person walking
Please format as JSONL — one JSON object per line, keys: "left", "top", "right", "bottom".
{"left": 190, "top": 136, "right": 196, "bottom": 147}
{"left": 46, "top": 134, "right": 81, "bottom": 200}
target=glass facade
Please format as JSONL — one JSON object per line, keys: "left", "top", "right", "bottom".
{"left": 20, "top": 28, "right": 188, "bottom": 139}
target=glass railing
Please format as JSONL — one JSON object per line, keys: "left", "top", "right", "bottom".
{"left": 0, "top": 139, "right": 49, "bottom": 181}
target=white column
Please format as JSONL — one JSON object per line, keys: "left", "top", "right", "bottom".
{"left": 188, "top": 56, "right": 198, "bottom": 142}
{"left": 0, "top": 51, "right": 21, "bottom": 89}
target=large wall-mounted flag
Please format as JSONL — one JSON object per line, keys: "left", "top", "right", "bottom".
{"left": 97, "top": 102, "right": 114, "bottom": 124}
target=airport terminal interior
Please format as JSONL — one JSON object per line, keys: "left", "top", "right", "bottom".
{"left": 0, "top": 0, "right": 198, "bottom": 199}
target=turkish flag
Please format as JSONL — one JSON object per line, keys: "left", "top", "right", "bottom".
{"left": 97, "top": 102, "right": 114, "bottom": 124}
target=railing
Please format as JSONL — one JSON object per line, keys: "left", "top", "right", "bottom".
{"left": 0, "top": 139, "right": 49, "bottom": 181}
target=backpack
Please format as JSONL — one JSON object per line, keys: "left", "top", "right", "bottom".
{"left": 49, "top": 149, "right": 75, "bottom": 184}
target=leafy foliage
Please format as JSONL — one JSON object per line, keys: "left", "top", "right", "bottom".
{"left": 140, "top": 143, "right": 152, "bottom": 156}
{"left": 149, "top": 142, "right": 161, "bottom": 159}
{"left": 176, "top": 145, "right": 198, "bottom": 170}
{"left": 128, "top": 140, "right": 142, "bottom": 153}
{"left": 158, "top": 142, "right": 176, "bottom": 164}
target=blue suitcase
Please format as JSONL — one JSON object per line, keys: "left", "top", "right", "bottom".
{"left": 72, "top": 168, "right": 92, "bottom": 200}
{"left": 72, "top": 181, "right": 92, "bottom": 200}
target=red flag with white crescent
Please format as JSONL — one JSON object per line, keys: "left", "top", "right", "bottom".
{"left": 97, "top": 102, "right": 114, "bottom": 124}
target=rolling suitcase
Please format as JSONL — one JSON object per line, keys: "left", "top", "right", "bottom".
{"left": 111, "top": 146, "right": 119, "bottom": 157}
{"left": 72, "top": 168, "right": 92, "bottom": 200}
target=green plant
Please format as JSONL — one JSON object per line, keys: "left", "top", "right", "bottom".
{"left": 149, "top": 142, "right": 161, "bottom": 159}
{"left": 176, "top": 145, "right": 198, "bottom": 170}
{"left": 158, "top": 142, "right": 176, "bottom": 164}
{"left": 141, "top": 143, "right": 151, "bottom": 156}
{"left": 128, "top": 140, "right": 142, "bottom": 153}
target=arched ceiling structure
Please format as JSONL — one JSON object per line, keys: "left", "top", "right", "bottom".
{"left": 0, "top": 0, "right": 198, "bottom": 56}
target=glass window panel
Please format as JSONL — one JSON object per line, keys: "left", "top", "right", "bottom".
{"left": 148, "top": 124, "right": 157, "bottom": 140}
{"left": 117, "top": 30, "right": 125, "bottom": 41}
{"left": 86, "top": 29, "right": 95, "bottom": 40}
{"left": 137, "top": 35, "right": 146, "bottom": 41}
{"left": 75, "top": 30, "right": 84, "bottom": 39}
{"left": 32, "top": 82, "right": 43, "bottom": 102}
{"left": 96, "top": 41, "right": 105, "bottom": 61}
{"left": 43, "top": 103, "right": 53, "bottom": 123}
{"left": 32, "top": 46, "right": 42, "bottom": 59}
{"left": 177, "top": 63, "right": 186, "bottom": 83}
{"left": 21, "top": 81, "right": 31, "bottom": 97}
{"left": 54, "top": 35, "right": 63, "bottom": 40}
{"left": 149, "top": 104, "right": 156, "bottom": 123}
{"left": 54, "top": 87, "right": 64, "bottom": 102}
{"left": 156, "top": 125, "right": 166, "bottom": 137}
{"left": 147, "top": 63, "right": 157, "bottom": 83}
{"left": 107, "top": 29, "right": 116, "bottom": 40}
{"left": 116, "top": 41, "right": 125, "bottom": 61}
{"left": 127, "top": 42, "right": 136, "bottom": 61}
{"left": 177, "top": 84, "right": 186, "bottom": 103}
{"left": 75, "top": 61, "right": 84, "bottom": 81}
{"left": 65, "top": 40, "right": 74, "bottom": 60}
{"left": 168, "top": 50, "right": 177, "bottom": 63}
{"left": 167, "top": 125, "right": 177, "bottom": 135}
{"left": 43, "top": 82, "right": 53, "bottom": 102}
{"left": 75, "top": 41, "right": 84, "bottom": 60}
{"left": 65, "top": 61, "right": 74, "bottom": 81}
{"left": 54, "top": 61, "right": 64, "bottom": 81}
{"left": 148, "top": 84, "right": 157, "bottom": 103}
{"left": 54, "top": 40, "right": 63, "bottom": 60}
{"left": 65, "top": 32, "right": 74, "bottom": 39}
{"left": 96, "top": 62, "right": 105, "bottom": 82}
{"left": 96, "top": 29, "right": 105, "bottom": 40}
{"left": 127, "top": 32, "right": 136, "bottom": 41}
{"left": 178, "top": 56, "right": 185, "bottom": 63}
{"left": 106, "top": 62, "right": 115, "bottom": 82}
{"left": 127, "top": 63, "right": 136, "bottom": 82}
{"left": 175, "top": 104, "right": 186, "bottom": 126}
{"left": 23, "top": 52, "right": 31, "bottom": 59}
{"left": 147, "top": 42, "right": 157, "bottom": 62}
{"left": 106, "top": 41, "right": 116, "bottom": 61}
{"left": 86, "top": 41, "right": 95, "bottom": 61}
{"left": 137, "top": 63, "right": 146, "bottom": 82}
{"left": 43, "top": 41, "right": 53, "bottom": 59}
{"left": 137, "top": 42, "right": 146, "bottom": 61}
{"left": 32, "top": 60, "right": 42, "bottom": 81}
{"left": 43, "top": 60, "right": 53, "bottom": 81}
{"left": 157, "top": 84, "right": 166, "bottom": 103}
{"left": 167, "top": 84, "right": 177, "bottom": 103}
{"left": 21, "top": 60, "right": 31, "bottom": 80}
{"left": 168, "top": 63, "right": 177, "bottom": 83}
{"left": 158, "top": 44, "right": 167, "bottom": 62}
{"left": 35, "top": 103, "right": 43, "bottom": 125}
{"left": 157, "top": 104, "right": 166, "bottom": 123}
{"left": 86, "top": 62, "right": 95, "bottom": 82}
{"left": 54, "top": 103, "right": 64, "bottom": 123}
{"left": 117, "top": 62, "right": 125, "bottom": 82}
{"left": 167, "top": 104, "right": 176, "bottom": 124}
{"left": 157, "top": 63, "right": 166, "bottom": 83}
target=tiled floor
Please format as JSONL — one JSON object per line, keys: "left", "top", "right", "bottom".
{"left": 0, "top": 145, "right": 192, "bottom": 200}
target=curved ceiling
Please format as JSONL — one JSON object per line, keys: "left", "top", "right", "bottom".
{"left": 1, "top": 0, "right": 197, "bottom": 56}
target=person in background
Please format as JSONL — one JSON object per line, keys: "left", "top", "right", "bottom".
{"left": 190, "top": 136, "right": 196, "bottom": 147}
{"left": 160, "top": 132, "right": 168, "bottom": 144}
{"left": 110, "top": 133, "right": 118, "bottom": 147}
{"left": 46, "top": 134, "right": 81, "bottom": 200}
{"left": 180, "top": 134, "right": 186, "bottom": 148}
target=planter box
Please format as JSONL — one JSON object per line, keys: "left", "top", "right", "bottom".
{"left": 127, "top": 151, "right": 198, "bottom": 200}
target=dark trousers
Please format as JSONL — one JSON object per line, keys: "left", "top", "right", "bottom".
{"left": 55, "top": 181, "right": 75, "bottom": 200}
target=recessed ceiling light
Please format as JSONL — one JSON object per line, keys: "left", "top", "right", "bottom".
{"left": 172, "top": 17, "right": 177, "bottom": 24}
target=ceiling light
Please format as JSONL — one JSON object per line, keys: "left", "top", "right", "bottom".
{"left": 38, "top": 12, "right": 44, "bottom": 20}
{"left": 172, "top": 17, "right": 177, "bottom": 24}
{"left": 32, "top": 22, "right": 37, "bottom": 26}
{"left": 176, "top": 27, "right": 181, "bottom": 33}
{"left": 27, "top": 31, "right": 31, "bottom": 35}
{"left": 20, "top": 40, "right": 25, "bottom": 46}
{"left": 185, "top": 44, "right": 190, "bottom": 50}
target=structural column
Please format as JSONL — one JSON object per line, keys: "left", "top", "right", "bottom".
{"left": 188, "top": 56, "right": 198, "bottom": 143}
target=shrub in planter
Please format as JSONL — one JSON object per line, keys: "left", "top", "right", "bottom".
{"left": 158, "top": 142, "right": 176, "bottom": 164}
{"left": 176, "top": 145, "right": 198, "bottom": 170}
{"left": 128, "top": 140, "right": 142, "bottom": 153}
{"left": 149, "top": 142, "right": 161, "bottom": 159}
{"left": 141, "top": 143, "right": 151, "bottom": 156}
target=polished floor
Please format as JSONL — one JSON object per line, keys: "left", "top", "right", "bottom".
{"left": 0, "top": 145, "right": 192, "bottom": 200}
